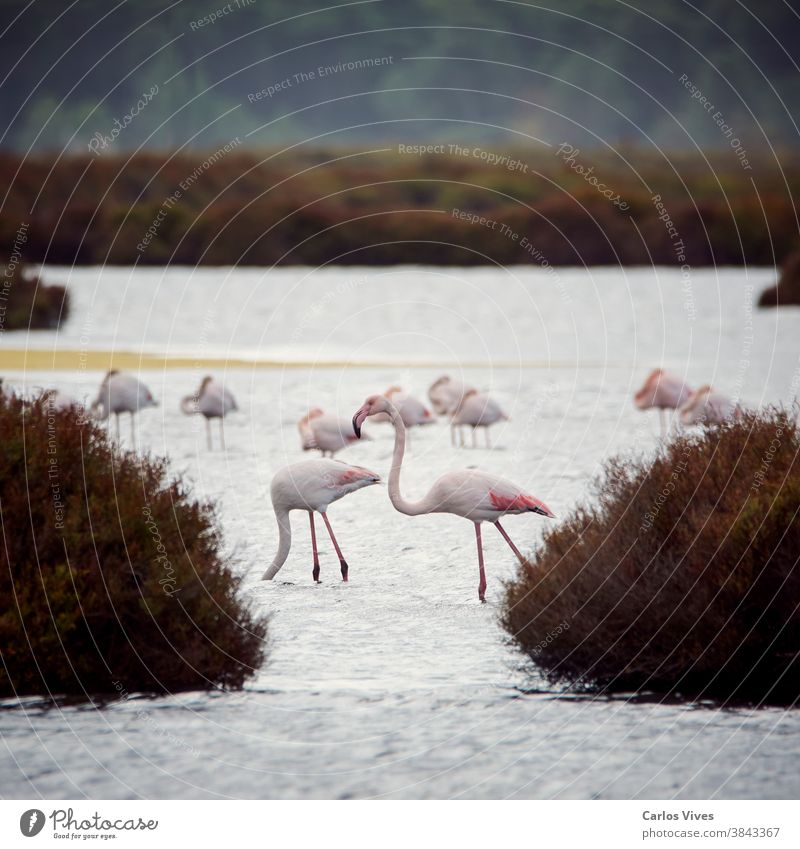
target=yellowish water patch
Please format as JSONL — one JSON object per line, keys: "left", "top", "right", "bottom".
{"left": 0, "top": 348, "right": 602, "bottom": 371}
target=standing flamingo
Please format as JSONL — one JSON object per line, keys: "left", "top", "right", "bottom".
{"left": 181, "top": 376, "right": 238, "bottom": 450}
{"left": 262, "top": 459, "right": 380, "bottom": 583}
{"left": 679, "top": 385, "right": 741, "bottom": 425}
{"left": 352, "top": 395, "right": 554, "bottom": 601}
{"left": 634, "top": 368, "right": 693, "bottom": 435}
{"left": 450, "top": 389, "right": 508, "bottom": 448}
{"left": 91, "top": 370, "right": 157, "bottom": 448}
{"left": 298, "top": 408, "right": 365, "bottom": 457}
{"left": 428, "top": 375, "right": 475, "bottom": 445}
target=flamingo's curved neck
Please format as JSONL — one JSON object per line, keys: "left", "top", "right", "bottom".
{"left": 263, "top": 504, "right": 292, "bottom": 579}
{"left": 386, "top": 404, "right": 431, "bottom": 516}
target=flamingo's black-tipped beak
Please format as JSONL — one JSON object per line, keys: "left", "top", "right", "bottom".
{"left": 352, "top": 404, "right": 369, "bottom": 438}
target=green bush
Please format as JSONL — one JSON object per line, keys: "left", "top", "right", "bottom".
{"left": 503, "top": 409, "right": 800, "bottom": 705}
{"left": 0, "top": 393, "right": 267, "bottom": 699}
{"left": 0, "top": 259, "right": 69, "bottom": 330}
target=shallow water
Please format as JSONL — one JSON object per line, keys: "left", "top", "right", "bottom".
{"left": 1, "top": 265, "right": 799, "bottom": 799}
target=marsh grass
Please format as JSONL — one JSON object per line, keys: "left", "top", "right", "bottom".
{"left": 0, "top": 393, "right": 267, "bottom": 699}
{"left": 1, "top": 260, "right": 68, "bottom": 330}
{"left": 503, "top": 409, "right": 800, "bottom": 705}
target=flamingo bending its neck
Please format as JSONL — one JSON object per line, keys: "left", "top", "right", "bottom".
{"left": 428, "top": 375, "right": 475, "bottom": 445}
{"left": 91, "top": 370, "right": 157, "bottom": 448}
{"left": 352, "top": 395, "right": 554, "bottom": 602}
{"left": 263, "top": 458, "right": 380, "bottom": 583}
{"left": 679, "top": 385, "right": 740, "bottom": 425}
{"left": 181, "top": 376, "right": 238, "bottom": 450}
{"left": 450, "top": 389, "right": 508, "bottom": 448}
{"left": 298, "top": 408, "right": 366, "bottom": 457}
{"left": 634, "top": 368, "right": 693, "bottom": 436}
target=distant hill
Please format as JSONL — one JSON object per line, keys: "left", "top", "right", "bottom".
{"left": 2, "top": 0, "right": 799, "bottom": 155}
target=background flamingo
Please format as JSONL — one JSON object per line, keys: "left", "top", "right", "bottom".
{"left": 298, "top": 408, "right": 365, "bottom": 457}
{"left": 353, "top": 395, "right": 554, "bottom": 601}
{"left": 181, "top": 375, "right": 238, "bottom": 450}
{"left": 262, "top": 458, "right": 380, "bottom": 583}
{"left": 372, "top": 385, "right": 434, "bottom": 435}
{"left": 450, "top": 389, "right": 508, "bottom": 447}
{"left": 680, "top": 385, "right": 740, "bottom": 425}
{"left": 91, "top": 370, "right": 157, "bottom": 448}
{"left": 428, "top": 375, "right": 475, "bottom": 445}
{"left": 634, "top": 368, "right": 693, "bottom": 435}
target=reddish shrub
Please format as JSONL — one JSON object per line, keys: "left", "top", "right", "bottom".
{"left": 503, "top": 409, "right": 800, "bottom": 705}
{"left": 0, "top": 394, "right": 267, "bottom": 699}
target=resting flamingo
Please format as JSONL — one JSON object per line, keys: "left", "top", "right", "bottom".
{"left": 634, "top": 368, "right": 693, "bottom": 435}
{"left": 679, "top": 385, "right": 741, "bottom": 425}
{"left": 91, "top": 370, "right": 157, "bottom": 448}
{"left": 298, "top": 408, "right": 364, "bottom": 457}
{"left": 352, "top": 395, "right": 554, "bottom": 602}
{"left": 451, "top": 389, "right": 508, "bottom": 448}
{"left": 181, "top": 376, "right": 238, "bottom": 450}
{"left": 428, "top": 375, "right": 475, "bottom": 445}
{"left": 262, "top": 459, "right": 380, "bottom": 583}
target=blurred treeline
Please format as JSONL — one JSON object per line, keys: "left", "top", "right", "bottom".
{"left": 2, "top": 148, "right": 797, "bottom": 266}
{"left": 2, "top": 0, "right": 799, "bottom": 153}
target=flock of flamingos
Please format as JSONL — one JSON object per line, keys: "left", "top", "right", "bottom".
{"left": 40, "top": 367, "right": 740, "bottom": 601}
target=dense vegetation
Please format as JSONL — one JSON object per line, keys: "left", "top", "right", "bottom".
{"left": 0, "top": 258, "right": 68, "bottom": 330}
{"left": 503, "top": 410, "right": 800, "bottom": 705}
{"left": 3, "top": 0, "right": 799, "bottom": 152}
{"left": 758, "top": 249, "right": 800, "bottom": 307}
{"left": 2, "top": 149, "right": 798, "bottom": 267}
{"left": 0, "top": 394, "right": 267, "bottom": 699}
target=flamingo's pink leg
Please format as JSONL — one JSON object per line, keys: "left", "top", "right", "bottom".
{"left": 309, "top": 511, "right": 321, "bottom": 582}
{"left": 495, "top": 520, "right": 526, "bottom": 564}
{"left": 475, "top": 522, "right": 487, "bottom": 602}
{"left": 321, "top": 512, "right": 348, "bottom": 581}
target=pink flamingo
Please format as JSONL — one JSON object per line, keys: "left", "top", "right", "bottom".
{"left": 679, "top": 385, "right": 741, "bottom": 425}
{"left": 262, "top": 458, "right": 380, "bottom": 583}
{"left": 450, "top": 389, "right": 508, "bottom": 448}
{"left": 352, "top": 395, "right": 554, "bottom": 602}
{"left": 298, "top": 408, "right": 364, "bottom": 457}
{"left": 428, "top": 375, "right": 475, "bottom": 445}
{"left": 634, "top": 368, "right": 693, "bottom": 435}
{"left": 385, "top": 386, "right": 434, "bottom": 428}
